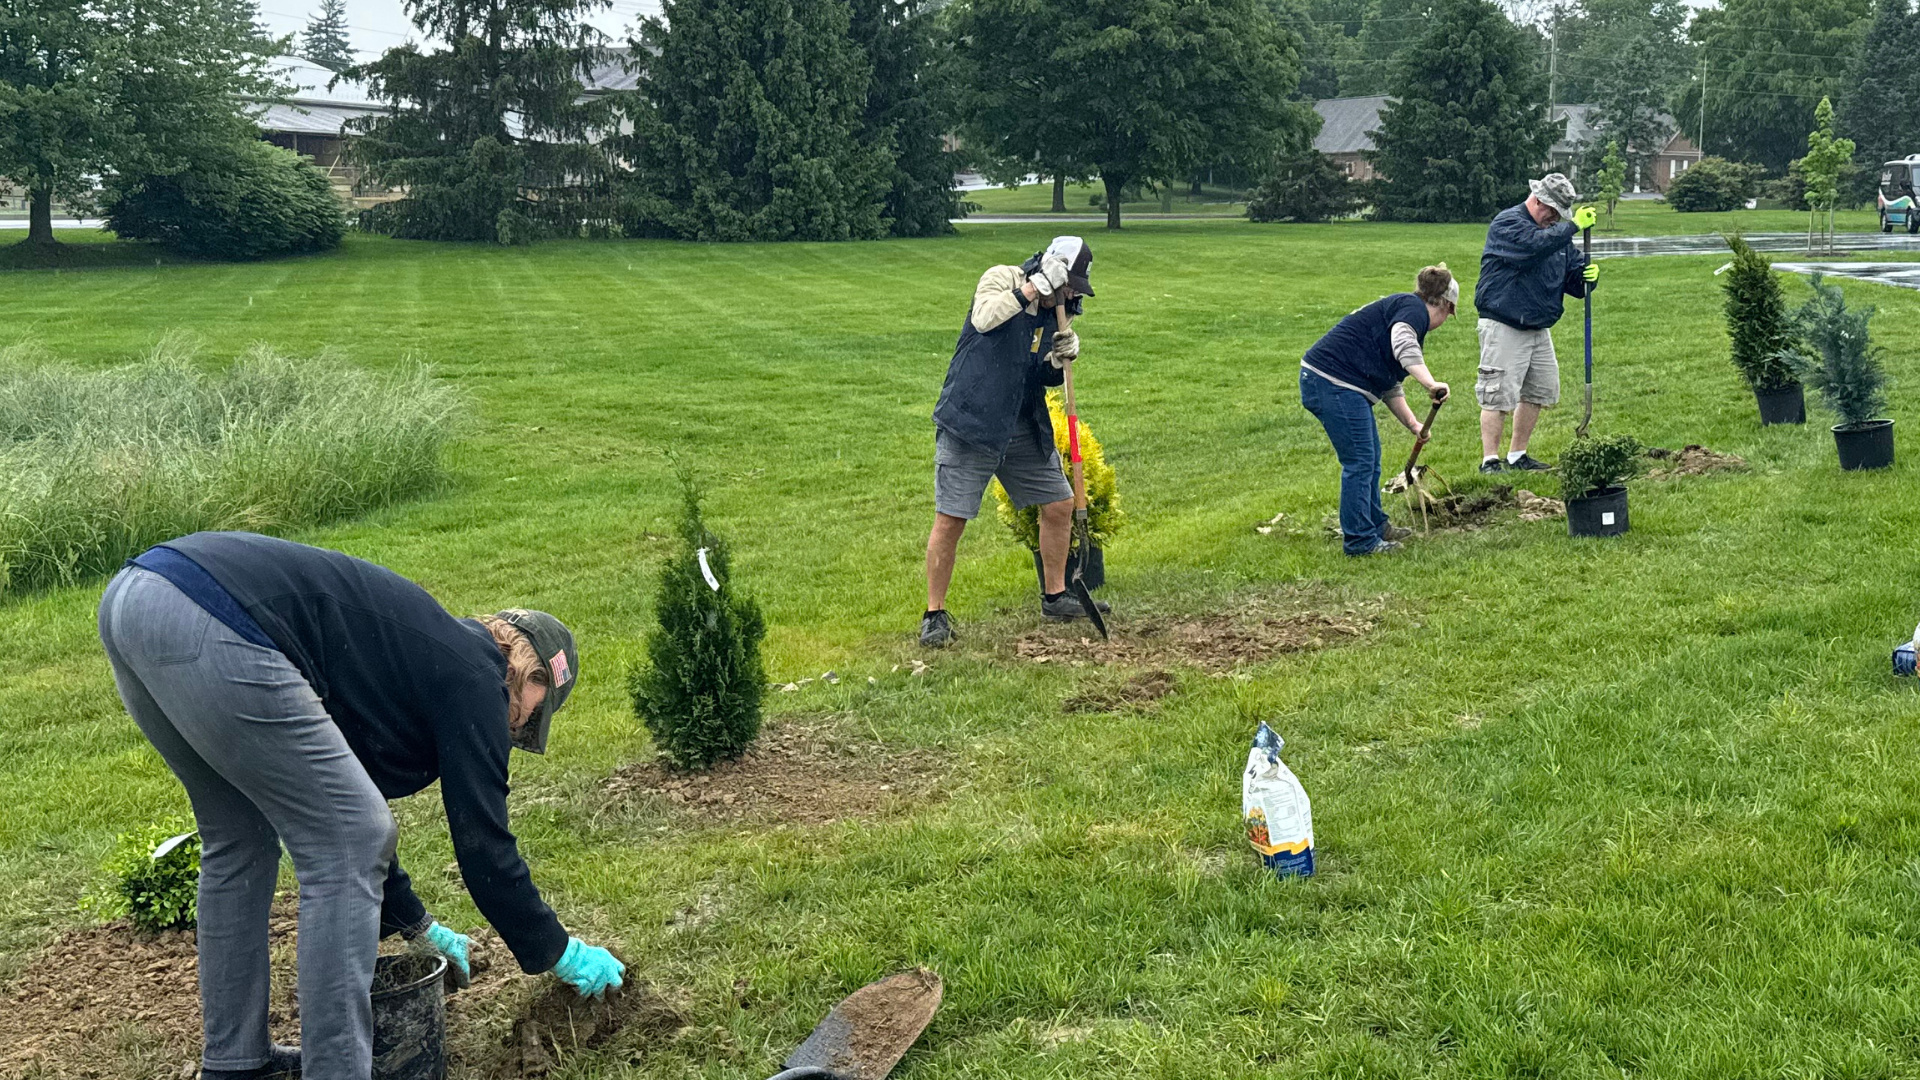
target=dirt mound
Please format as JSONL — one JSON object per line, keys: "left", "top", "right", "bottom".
{"left": 0, "top": 906, "right": 299, "bottom": 1080}
{"left": 1012, "top": 593, "right": 1381, "bottom": 672}
{"left": 1061, "top": 670, "right": 1179, "bottom": 713}
{"left": 604, "top": 717, "right": 946, "bottom": 825}
{"left": 1647, "top": 444, "right": 1746, "bottom": 477}
{"left": 1393, "top": 484, "right": 1563, "bottom": 531}
{"left": 499, "top": 981, "right": 684, "bottom": 1078}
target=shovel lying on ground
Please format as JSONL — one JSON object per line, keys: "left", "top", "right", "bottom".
{"left": 765, "top": 969, "right": 944, "bottom": 1080}
{"left": 1055, "top": 303, "right": 1108, "bottom": 639}
{"left": 1390, "top": 396, "right": 1452, "bottom": 532}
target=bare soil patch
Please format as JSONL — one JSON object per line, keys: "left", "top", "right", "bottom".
{"left": 603, "top": 716, "right": 946, "bottom": 826}
{"left": 1382, "top": 481, "right": 1565, "bottom": 531}
{"left": 1011, "top": 591, "right": 1383, "bottom": 673}
{"left": 1061, "top": 670, "right": 1179, "bottom": 713}
{"left": 1646, "top": 444, "right": 1746, "bottom": 478}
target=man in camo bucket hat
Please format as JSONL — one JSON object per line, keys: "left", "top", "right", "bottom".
{"left": 1472, "top": 172, "right": 1600, "bottom": 473}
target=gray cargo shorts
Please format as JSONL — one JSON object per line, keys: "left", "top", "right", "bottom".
{"left": 934, "top": 425, "right": 1073, "bottom": 520}
{"left": 1475, "top": 318, "right": 1560, "bottom": 411}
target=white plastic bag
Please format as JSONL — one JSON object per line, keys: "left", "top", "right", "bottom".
{"left": 1243, "top": 722, "right": 1314, "bottom": 878}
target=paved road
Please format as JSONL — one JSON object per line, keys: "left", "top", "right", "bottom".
{"left": 1592, "top": 231, "right": 1920, "bottom": 258}
{"left": 0, "top": 217, "right": 101, "bottom": 230}
{"left": 1772, "top": 261, "right": 1920, "bottom": 291}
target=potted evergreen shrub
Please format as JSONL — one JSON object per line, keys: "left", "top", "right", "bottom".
{"left": 1721, "top": 235, "right": 1804, "bottom": 424}
{"left": 992, "top": 390, "right": 1125, "bottom": 591}
{"left": 1779, "top": 274, "right": 1894, "bottom": 470}
{"left": 1558, "top": 434, "right": 1645, "bottom": 538}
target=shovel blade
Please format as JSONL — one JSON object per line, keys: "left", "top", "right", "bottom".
{"left": 781, "top": 969, "right": 943, "bottom": 1080}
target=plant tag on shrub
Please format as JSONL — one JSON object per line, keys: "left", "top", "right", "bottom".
{"left": 1601, "top": 512, "right": 1616, "bottom": 526}
{"left": 1243, "top": 722, "right": 1314, "bottom": 878}
{"left": 695, "top": 548, "right": 721, "bottom": 592}
{"left": 151, "top": 831, "right": 197, "bottom": 862}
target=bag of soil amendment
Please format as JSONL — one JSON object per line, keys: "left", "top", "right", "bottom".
{"left": 1894, "top": 624, "right": 1920, "bottom": 676}
{"left": 1243, "top": 722, "right": 1313, "bottom": 878}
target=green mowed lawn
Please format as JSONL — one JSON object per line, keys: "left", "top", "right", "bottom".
{"left": 7, "top": 221, "right": 1920, "bottom": 1077}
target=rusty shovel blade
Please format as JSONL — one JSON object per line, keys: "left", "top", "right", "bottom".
{"left": 778, "top": 969, "right": 943, "bottom": 1080}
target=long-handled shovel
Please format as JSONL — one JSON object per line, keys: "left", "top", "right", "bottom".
{"left": 1055, "top": 303, "right": 1108, "bottom": 639}
{"left": 1393, "top": 396, "right": 1451, "bottom": 531}
{"left": 767, "top": 969, "right": 944, "bottom": 1080}
{"left": 1576, "top": 223, "right": 1594, "bottom": 438}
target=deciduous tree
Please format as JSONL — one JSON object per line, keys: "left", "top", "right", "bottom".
{"left": 1835, "top": 0, "right": 1920, "bottom": 204}
{"left": 1674, "top": 0, "right": 1868, "bottom": 174}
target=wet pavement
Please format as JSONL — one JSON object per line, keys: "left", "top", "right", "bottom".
{"left": 1591, "top": 231, "right": 1920, "bottom": 258}
{"left": 1770, "top": 261, "right": 1920, "bottom": 291}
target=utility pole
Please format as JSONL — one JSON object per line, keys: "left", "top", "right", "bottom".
{"left": 1698, "top": 56, "right": 1707, "bottom": 156}
{"left": 1547, "top": 13, "right": 1558, "bottom": 109}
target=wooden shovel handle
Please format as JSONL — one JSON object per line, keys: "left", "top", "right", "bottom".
{"left": 1399, "top": 398, "right": 1444, "bottom": 485}
{"left": 1054, "top": 303, "right": 1088, "bottom": 513}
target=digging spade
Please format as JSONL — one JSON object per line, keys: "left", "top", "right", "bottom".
{"left": 1395, "top": 395, "right": 1453, "bottom": 531}
{"left": 1055, "top": 302, "right": 1108, "bottom": 639}
{"left": 1576, "top": 223, "right": 1594, "bottom": 438}
{"left": 766, "top": 969, "right": 944, "bottom": 1080}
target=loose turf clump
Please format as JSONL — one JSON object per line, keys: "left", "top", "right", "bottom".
{"left": 82, "top": 818, "right": 200, "bottom": 932}
{"left": 0, "top": 340, "right": 463, "bottom": 593}
{"left": 630, "top": 481, "right": 768, "bottom": 769}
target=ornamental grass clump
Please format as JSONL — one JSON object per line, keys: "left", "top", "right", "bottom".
{"left": 0, "top": 340, "right": 463, "bottom": 594}
{"left": 82, "top": 818, "right": 200, "bottom": 932}
{"left": 1721, "top": 235, "right": 1800, "bottom": 393}
{"left": 1781, "top": 274, "right": 1889, "bottom": 430}
{"left": 630, "top": 480, "right": 767, "bottom": 769}
{"left": 991, "top": 390, "right": 1125, "bottom": 549}
{"left": 1558, "top": 434, "right": 1645, "bottom": 499}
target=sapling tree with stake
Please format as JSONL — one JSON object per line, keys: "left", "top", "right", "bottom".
{"left": 1781, "top": 273, "right": 1888, "bottom": 430}
{"left": 1595, "top": 141, "right": 1627, "bottom": 231}
{"left": 630, "top": 477, "right": 767, "bottom": 769}
{"left": 1801, "top": 97, "right": 1856, "bottom": 254}
{"left": 1721, "top": 235, "right": 1800, "bottom": 393}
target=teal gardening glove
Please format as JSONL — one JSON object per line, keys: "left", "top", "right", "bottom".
{"left": 422, "top": 921, "right": 471, "bottom": 987}
{"left": 551, "top": 937, "right": 625, "bottom": 998}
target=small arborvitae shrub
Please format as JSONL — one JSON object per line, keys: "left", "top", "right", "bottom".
{"left": 992, "top": 390, "right": 1125, "bottom": 549}
{"left": 1247, "top": 151, "right": 1362, "bottom": 224}
{"left": 104, "top": 139, "right": 346, "bottom": 260}
{"left": 630, "top": 479, "right": 767, "bottom": 769}
{"left": 1783, "top": 273, "right": 1890, "bottom": 429}
{"left": 1722, "top": 235, "right": 1800, "bottom": 392}
{"left": 83, "top": 817, "right": 200, "bottom": 932}
{"left": 1558, "top": 434, "right": 1645, "bottom": 499}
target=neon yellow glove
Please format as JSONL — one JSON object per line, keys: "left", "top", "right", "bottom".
{"left": 1572, "top": 205, "right": 1598, "bottom": 230}
{"left": 1583, "top": 262, "right": 1599, "bottom": 283}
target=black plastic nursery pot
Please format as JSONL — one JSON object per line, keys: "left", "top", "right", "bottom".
{"left": 1754, "top": 383, "right": 1806, "bottom": 426}
{"left": 1566, "top": 486, "right": 1629, "bottom": 538}
{"left": 371, "top": 954, "right": 448, "bottom": 1080}
{"left": 1834, "top": 419, "right": 1895, "bottom": 471}
{"left": 1032, "top": 543, "right": 1104, "bottom": 591}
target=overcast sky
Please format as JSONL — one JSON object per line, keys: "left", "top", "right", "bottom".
{"left": 254, "top": 0, "right": 662, "bottom": 60}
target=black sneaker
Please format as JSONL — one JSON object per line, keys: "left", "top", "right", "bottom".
{"left": 202, "top": 1047, "right": 301, "bottom": 1080}
{"left": 1041, "top": 592, "right": 1112, "bottom": 620}
{"left": 1479, "top": 458, "right": 1506, "bottom": 473}
{"left": 1382, "top": 524, "right": 1414, "bottom": 542}
{"left": 919, "top": 609, "right": 956, "bottom": 648}
{"left": 1507, "top": 453, "right": 1553, "bottom": 472}
{"left": 1355, "top": 539, "right": 1402, "bottom": 556}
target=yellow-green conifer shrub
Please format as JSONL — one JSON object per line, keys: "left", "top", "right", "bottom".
{"left": 992, "top": 390, "right": 1125, "bottom": 548}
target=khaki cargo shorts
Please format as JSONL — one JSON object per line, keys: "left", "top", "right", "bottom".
{"left": 1475, "top": 318, "right": 1560, "bottom": 412}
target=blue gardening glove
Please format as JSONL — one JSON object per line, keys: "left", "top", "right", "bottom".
{"left": 1583, "top": 262, "right": 1600, "bottom": 283}
{"left": 551, "top": 937, "right": 625, "bottom": 999}
{"left": 423, "top": 921, "right": 471, "bottom": 985}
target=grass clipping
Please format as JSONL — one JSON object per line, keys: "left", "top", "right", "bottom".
{"left": 0, "top": 339, "right": 462, "bottom": 593}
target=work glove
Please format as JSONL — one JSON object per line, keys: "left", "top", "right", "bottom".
{"left": 421, "top": 921, "right": 471, "bottom": 985}
{"left": 1583, "top": 262, "right": 1600, "bottom": 283}
{"left": 1028, "top": 255, "right": 1069, "bottom": 298}
{"left": 551, "top": 936, "right": 625, "bottom": 999}
{"left": 1572, "top": 205, "right": 1598, "bottom": 230}
{"left": 1048, "top": 328, "right": 1080, "bottom": 367}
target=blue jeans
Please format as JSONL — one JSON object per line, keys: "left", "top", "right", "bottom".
{"left": 99, "top": 568, "right": 392, "bottom": 1080}
{"left": 1301, "top": 370, "right": 1389, "bottom": 555}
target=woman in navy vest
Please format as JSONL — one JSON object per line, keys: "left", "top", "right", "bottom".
{"left": 1299, "top": 265, "right": 1459, "bottom": 556}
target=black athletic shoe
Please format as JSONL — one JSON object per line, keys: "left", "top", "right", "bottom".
{"left": 1041, "top": 591, "right": 1112, "bottom": 620}
{"left": 201, "top": 1046, "right": 300, "bottom": 1080}
{"left": 919, "top": 609, "right": 956, "bottom": 648}
{"left": 1479, "top": 458, "right": 1506, "bottom": 473}
{"left": 1382, "top": 524, "right": 1414, "bottom": 542}
{"left": 1353, "top": 539, "right": 1402, "bottom": 556}
{"left": 1507, "top": 452, "right": 1553, "bottom": 471}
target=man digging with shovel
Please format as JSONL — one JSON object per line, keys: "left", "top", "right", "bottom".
{"left": 1474, "top": 173, "right": 1600, "bottom": 473}
{"left": 921, "top": 236, "right": 1104, "bottom": 648}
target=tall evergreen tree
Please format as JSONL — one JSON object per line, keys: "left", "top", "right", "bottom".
{"left": 619, "top": 0, "right": 891, "bottom": 241}
{"left": 346, "top": 0, "right": 614, "bottom": 243}
{"left": 0, "top": 0, "right": 279, "bottom": 248}
{"left": 849, "top": 0, "right": 958, "bottom": 237}
{"left": 301, "top": 0, "right": 354, "bottom": 71}
{"left": 947, "top": 0, "right": 1311, "bottom": 230}
{"left": 1675, "top": 0, "right": 1868, "bottom": 173}
{"left": 1836, "top": 0, "right": 1920, "bottom": 203}
{"left": 1369, "top": 0, "right": 1560, "bottom": 222}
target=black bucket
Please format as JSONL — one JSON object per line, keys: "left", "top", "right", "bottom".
{"left": 1566, "top": 486, "right": 1629, "bottom": 538}
{"left": 1032, "top": 543, "right": 1103, "bottom": 592}
{"left": 1754, "top": 383, "right": 1806, "bottom": 426}
{"left": 371, "top": 954, "right": 448, "bottom": 1080}
{"left": 1834, "top": 419, "right": 1895, "bottom": 471}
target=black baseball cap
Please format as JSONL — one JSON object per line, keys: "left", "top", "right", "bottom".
{"left": 495, "top": 608, "right": 577, "bottom": 754}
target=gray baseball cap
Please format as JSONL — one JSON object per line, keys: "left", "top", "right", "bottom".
{"left": 1529, "top": 173, "right": 1578, "bottom": 215}
{"left": 495, "top": 608, "right": 577, "bottom": 754}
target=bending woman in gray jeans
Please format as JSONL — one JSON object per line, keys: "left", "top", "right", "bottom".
{"left": 98, "top": 531, "right": 625, "bottom": 1080}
